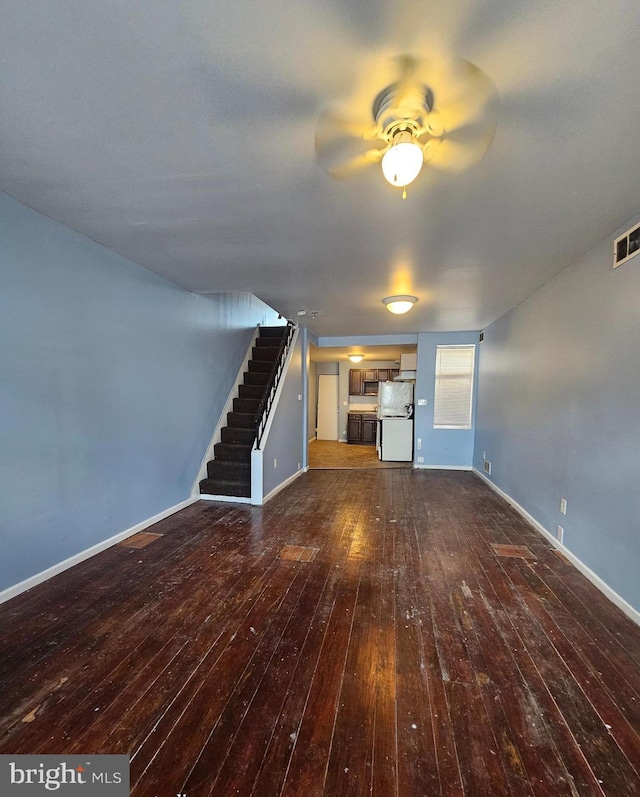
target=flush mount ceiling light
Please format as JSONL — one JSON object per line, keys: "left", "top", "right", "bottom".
{"left": 315, "top": 55, "right": 498, "bottom": 196}
{"left": 348, "top": 354, "right": 364, "bottom": 363}
{"left": 382, "top": 295, "right": 418, "bottom": 315}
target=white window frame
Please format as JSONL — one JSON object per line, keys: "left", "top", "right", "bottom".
{"left": 433, "top": 344, "right": 476, "bottom": 430}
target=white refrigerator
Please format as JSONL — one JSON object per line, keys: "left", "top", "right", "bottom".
{"left": 379, "top": 418, "right": 414, "bottom": 461}
{"left": 377, "top": 382, "right": 414, "bottom": 461}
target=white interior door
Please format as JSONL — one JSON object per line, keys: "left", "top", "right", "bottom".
{"left": 317, "top": 375, "right": 339, "bottom": 440}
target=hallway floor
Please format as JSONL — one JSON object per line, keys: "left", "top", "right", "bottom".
{"left": 0, "top": 470, "right": 639, "bottom": 796}
{"left": 308, "top": 438, "right": 409, "bottom": 469}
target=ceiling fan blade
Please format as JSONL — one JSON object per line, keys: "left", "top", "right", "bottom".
{"left": 422, "top": 122, "right": 496, "bottom": 172}
{"left": 393, "top": 54, "right": 422, "bottom": 100}
{"left": 315, "top": 108, "right": 378, "bottom": 152}
{"left": 437, "top": 86, "right": 497, "bottom": 136}
{"left": 315, "top": 103, "right": 386, "bottom": 179}
{"left": 416, "top": 56, "right": 499, "bottom": 133}
{"left": 325, "top": 147, "right": 386, "bottom": 180}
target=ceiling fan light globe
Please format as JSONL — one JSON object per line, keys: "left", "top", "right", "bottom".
{"left": 381, "top": 141, "right": 423, "bottom": 187}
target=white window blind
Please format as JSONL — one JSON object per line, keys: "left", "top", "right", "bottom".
{"left": 433, "top": 345, "right": 475, "bottom": 429}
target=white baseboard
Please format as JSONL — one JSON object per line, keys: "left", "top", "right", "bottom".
{"left": 200, "top": 466, "right": 309, "bottom": 506}
{"left": 0, "top": 496, "right": 200, "bottom": 606}
{"left": 414, "top": 464, "right": 473, "bottom": 470}
{"left": 473, "top": 468, "right": 640, "bottom": 627}
{"left": 199, "top": 494, "right": 251, "bottom": 505}
{"left": 261, "top": 468, "right": 306, "bottom": 506}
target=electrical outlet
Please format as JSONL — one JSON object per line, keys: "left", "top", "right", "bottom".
{"left": 483, "top": 451, "right": 486, "bottom": 460}
{"left": 417, "top": 456, "right": 424, "bottom": 463}
{"left": 273, "top": 458, "right": 278, "bottom": 469}
{"left": 417, "top": 438, "right": 422, "bottom": 450}
{"left": 417, "top": 398, "right": 427, "bottom": 406}
{"left": 560, "top": 498, "right": 567, "bottom": 515}
{"left": 557, "top": 525, "right": 564, "bottom": 544}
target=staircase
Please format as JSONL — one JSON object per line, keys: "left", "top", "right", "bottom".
{"left": 199, "top": 326, "right": 288, "bottom": 498}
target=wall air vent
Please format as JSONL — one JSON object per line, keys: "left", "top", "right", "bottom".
{"left": 613, "top": 223, "right": 640, "bottom": 268}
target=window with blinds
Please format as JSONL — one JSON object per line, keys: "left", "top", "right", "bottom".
{"left": 433, "top": 345, "right": 476, "bottom": 429}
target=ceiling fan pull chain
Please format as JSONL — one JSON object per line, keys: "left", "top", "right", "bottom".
{"left": 402, "top": 187, "right": 407, "bottom": 199}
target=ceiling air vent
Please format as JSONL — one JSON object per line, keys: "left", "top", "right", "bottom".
{"left": 613, "top": 223, "right": 640, "bottom": 268}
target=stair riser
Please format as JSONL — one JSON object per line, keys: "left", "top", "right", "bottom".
{"left": 207, "top": 461, "right": 250, "bottom": 481}
{"left": 227, "top": 412, "right": 256, "bottom": 429}
{"left": 233, "top": 397, "right": 261, "bottom": 415}
{"left": 259, "top": 326, "right": 288, "bottom": 339}
{"left": 238, "top": 384, "right": 265, "bottom": 400}
{"left": 214, "top": 443, "right": 252, "bottom": 463}
{"left": 248, "top": 360, "right": 274, "bottom": 374}
{"left": 199, "top": 478, "right": 250, "bottom": 498}
{"left": 221, "top": 427, "right": 256, "bottom": 445}
{"left": 252, "top": 347, "right": 280, "bottom": 362}
{"left": 244, "top": 371, "right": 270, "bottom": 386}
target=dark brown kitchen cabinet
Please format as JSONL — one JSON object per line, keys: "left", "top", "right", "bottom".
{"left": 349, "top": 368, "right": 399, "bottom": 396}
{"left": 348, "top": 369, "right": 364, "bottom": 397}
{"left": 347, "top": 414, "right": 362, "bottom": 443}
{"left": 347, "top": 412, "right": 377, "bottom": 444}
{"left": 361, "top": 414, "right": 377, "bottom": 443}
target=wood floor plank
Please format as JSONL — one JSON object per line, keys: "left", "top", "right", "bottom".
{"left": 393, "top": 516, "right": 441, "bottom": 797}
{"left": 278, "top": 559, "right": 361, "bottom": 797}
{"left": 445, "top": 680, "right": 515, "bottom": 796}
{"left": 322, "top": 570, "right": 379, "bottom": 796}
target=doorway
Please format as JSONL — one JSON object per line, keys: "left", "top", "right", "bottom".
{"left": 316, "top": 374, "right": 339, "bottom": 440}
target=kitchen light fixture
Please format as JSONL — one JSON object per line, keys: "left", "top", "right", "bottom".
{"left": 382, "top": 295, "right": 418, "bottom": 315}
{"left": 381, "top": 131, "right": 423, "bottom": 189}
{"left": 348, "top": 354, "right": 364, "bottom": 363}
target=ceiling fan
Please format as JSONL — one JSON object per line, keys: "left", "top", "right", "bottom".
{"left": 315, "top": 55, "right": 498, "bottom": 196}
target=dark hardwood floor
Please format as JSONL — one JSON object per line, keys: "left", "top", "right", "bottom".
{"left": 1, "top": 470, "right": 639, "bottom": 796}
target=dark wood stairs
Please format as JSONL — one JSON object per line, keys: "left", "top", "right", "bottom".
{"left": 199, "top": 326, "right": 287, "bottom": 498}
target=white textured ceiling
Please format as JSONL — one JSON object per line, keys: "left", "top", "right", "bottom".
{"left": 2, "top": 1, "right": 640, "bottom": 337}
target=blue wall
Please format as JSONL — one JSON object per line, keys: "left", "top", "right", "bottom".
{"left": 414, "top": 332, "right": 479, "bottom": 468}
{"left": 474, "top": 212, "right": 640, "bottom": 612}
{"left": 0, "top": 192, "right": 279, "bottom": 593}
